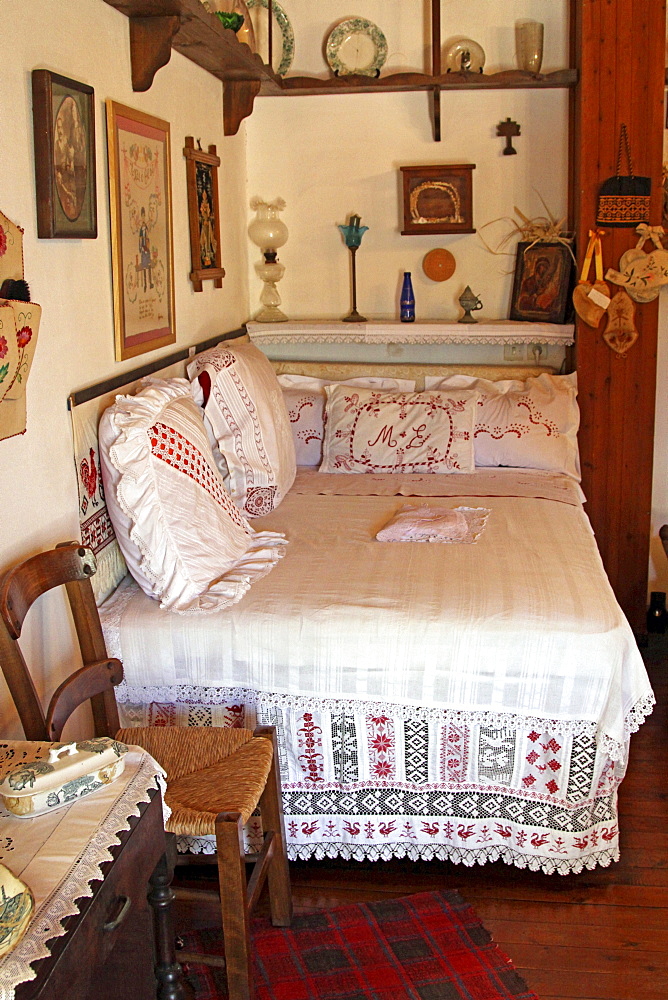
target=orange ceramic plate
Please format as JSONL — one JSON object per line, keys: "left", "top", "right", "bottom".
{"left": 422, "top": 248, "right": 456, "bottom": 282}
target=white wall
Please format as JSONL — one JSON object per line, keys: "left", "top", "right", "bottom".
{"left": 0, "top": 0, "right": 249, "bottom": 735}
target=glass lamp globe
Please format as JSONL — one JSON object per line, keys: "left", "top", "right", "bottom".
{"left": 248, "top": 198, "right": 288, "bottom": 258}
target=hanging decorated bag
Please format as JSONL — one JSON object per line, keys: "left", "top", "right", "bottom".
{"left": 572, "top": 229, "right": 610, "bottom": 328}
{"left": 596, "top": 124, "right": 651, "bottom": 228}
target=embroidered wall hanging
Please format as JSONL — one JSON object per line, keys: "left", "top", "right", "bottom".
{"left": 0, "top": 211, "right": 42, "bottom": 443}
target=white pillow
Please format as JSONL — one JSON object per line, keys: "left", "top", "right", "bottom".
{"left": 320, "top": 386, "right": 478, "bottom": 474}
{"left": 99, "top": 378, "right": 287, "bottom": 613}
{"left": 278, "top": 374, "right": 416, "bottom": 468}
{"left": 424, "top": 372, "right": 581, "bottom": 480}
{"left": 187, "top": 341, "right": 296, "bottom": 517}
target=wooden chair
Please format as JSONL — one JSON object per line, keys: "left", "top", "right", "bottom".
{"left": 0, "top": 542, "right": 292, "bottom": 1000}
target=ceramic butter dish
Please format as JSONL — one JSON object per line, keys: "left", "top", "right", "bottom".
{"left": 0, "top": 738, "right": 129, "bottom": 818}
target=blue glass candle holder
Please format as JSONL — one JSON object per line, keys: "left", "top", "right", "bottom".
{"left": 338, "top": 215, "right": 368, "bottom": 322}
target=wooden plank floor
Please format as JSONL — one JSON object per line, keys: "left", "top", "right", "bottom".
{"left": 285, "top": 638, "right": 668, "bottom": 1000}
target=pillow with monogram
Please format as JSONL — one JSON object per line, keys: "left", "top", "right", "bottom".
{"left": 279, "top": 375, "right": 415, "bottom": 467}
{"left": 187, "top": 341, "right": 296, "bottom": 516}
{"left": 424, "top": 372, "right": 580, "bottom": 480}
{"left": 99, "top": 378, "right": 287, "bottom": 613}
{"left": 320, "top": 386, "right": 478, "bottom": 474}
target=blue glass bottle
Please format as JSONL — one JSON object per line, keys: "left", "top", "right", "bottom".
{"left": 400, "top": 271, "right": 415, "bottom": 322}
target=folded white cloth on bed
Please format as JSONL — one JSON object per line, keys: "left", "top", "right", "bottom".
{"left": 376, "top": 504, "right": 489, "bottom": 543}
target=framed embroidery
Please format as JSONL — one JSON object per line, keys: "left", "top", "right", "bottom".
{"left": 31, "top": 70, "right": 97, "bottom": 239}
{"left": 106, "top": 101, "right": 176, "bottom": 361}
{"left": 183, "top": 136, "right": 225, "bottom": 292}
{"left": 509, "top": 241, "right": 574, "bottom": 324}
{"left": 400, "top": 164, "right": 475, "bottom": 236}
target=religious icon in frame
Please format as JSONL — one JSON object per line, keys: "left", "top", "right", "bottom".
{"left": 509, "top": 241, "right": 574, "bottom": 324}
{"left": 106, "top": 101, "right": 176, "bottom": 361}
{"left": 32, "top": 70, "right": 97, "bottom": 239}
{"left": 184, "top": 136, "right": 225, "bottom": 292}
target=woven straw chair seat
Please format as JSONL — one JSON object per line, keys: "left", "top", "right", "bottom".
{"left": 116, "top": 725, "right": 274, "bottom": 834}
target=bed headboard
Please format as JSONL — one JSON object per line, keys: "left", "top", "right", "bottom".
{"left": 68, "top": 325, "right": 557, "bottom": 603}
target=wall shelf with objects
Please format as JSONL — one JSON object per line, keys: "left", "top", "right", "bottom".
{"left": 246, "top": 320, "right": 574, "bottom": 369}
{"left": 102, "top": 0, "right": 577, "bottom": 139}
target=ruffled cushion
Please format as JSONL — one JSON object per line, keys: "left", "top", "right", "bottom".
{"left": 425, "top": 372, "right": 581, "bottom": 480}
{"left": 320, "top": 387, "right": 479, "bottom": 474}
{"left": 187, "top": 342, "right": 296, "bottom": 516}
{"left": 99, "top": 378, "right": 287, "bottom": 613}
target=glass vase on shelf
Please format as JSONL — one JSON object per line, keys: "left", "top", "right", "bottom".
{"left": 515, "top": 20, "right": 544, "bottom": 74}
{"left": 203, "top": 0, "right": 256, "bottom": 51}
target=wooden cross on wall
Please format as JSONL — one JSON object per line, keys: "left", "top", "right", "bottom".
{"left": 497, "top": 118, "right": 521, "bottom": 155}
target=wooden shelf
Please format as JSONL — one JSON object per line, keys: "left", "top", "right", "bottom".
{"left": 271, "top": 69, "right": 577, "bottom": 99}
{"left": 103, "top": 0, "right": 577, "bottom": 138}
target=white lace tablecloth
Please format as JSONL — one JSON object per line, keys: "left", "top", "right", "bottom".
{"left": 0, "top": 747, "right": 166, "bottom": 1000}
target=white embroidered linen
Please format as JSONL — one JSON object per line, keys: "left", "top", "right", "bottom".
{"left": 320, "top": 386, "right": 478, "bottom": 474}
{"left": 100, "top": 474, "right": 652, "bottom": 761}
{"left": 99, "top": 378, "right": 287, "bottom": 614}
{"left": 0, "top": 749, "right": 164, "bottom": 999}
{"left": 425, "top": 372, "right": 581, "bottom": 481}
{"left": 188, "top": 341, "right": 296, "bottom": 516}
{"left": 280, "top": 374, "right": 415, "bottom": 467}
{"left": 376, "top": 505, "right": 489, "bottom": 543}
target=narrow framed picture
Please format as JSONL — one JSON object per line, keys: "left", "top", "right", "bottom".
{"left": 400, "top": 164, "right": 475, "bottom": 235}
{"left": 32, "top": 70, "right": 97, "bottom": 239}
{"left": 106, "top": 101, "right": 176, "bottom": 361}
{"left": 183, "top": 136, "right": 225, "bottom": 292}
{"left": 509, "top": 241, "right": 574, "bottom": 324}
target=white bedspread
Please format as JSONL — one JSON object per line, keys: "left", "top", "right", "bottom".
{"left": 101, "top": 470, "right": 653, "bottom": 762}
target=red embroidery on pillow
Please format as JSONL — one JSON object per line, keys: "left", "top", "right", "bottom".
{"left": 475, "top": 397, "right": 559, "bottom": 440}
{"left": 288, "top": 397, "right": 315, "bottom": 422}
{"left": 149, "top": 422, "right": 246, "bottom": 528}
{"left": 245, "top": 485, "right": 278, "bottom": 516}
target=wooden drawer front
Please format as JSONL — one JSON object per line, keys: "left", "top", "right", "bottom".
{"left": 19, "top": 794, "right": 166, "bottom": 1000}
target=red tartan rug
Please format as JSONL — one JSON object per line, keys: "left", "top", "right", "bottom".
{"left": 179, "top": 889, "right": 540, "bottom": 1000}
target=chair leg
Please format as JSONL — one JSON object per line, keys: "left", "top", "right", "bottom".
{"left": 215, "top": 811, "right": 254, "bottom": 1000}
{"left": 254, "top": 726, "right": 293, "bottom": 928}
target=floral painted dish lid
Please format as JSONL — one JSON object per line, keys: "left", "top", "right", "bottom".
{"left": 326, "top": 18, "right": 388, "bottom": 77}
{"left": 0, "top": 738, "right": 129, "bottom": 818}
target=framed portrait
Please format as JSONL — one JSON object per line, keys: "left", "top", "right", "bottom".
{"left": 183, "top": 136, "right": 225, "bottom": 292}
{"left": 32, "top": 70, "right": 97, "bottom": 239}
{"left": 106, "top": 101, "right": 175, "bottom": 361}
{"left": 400, "top": 164, "right": 475, "bottom": 235}
{"left": 509, "top": 241, "right": 574, "bottom": 324}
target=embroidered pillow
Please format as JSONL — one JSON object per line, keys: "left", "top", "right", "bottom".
{"left": 99, "top": 379, "right": 287, "bottom": 613}
{"left": 279, "top": 375, "right": 415, "bottom": 467}
{"left": 424, "top": 372, "right": 581, "bottom": 480}
{"left": 320, "top": 386, "right": 478, "bottom": 474}
{"left": 187, "top": 342, "right": 296, "bottom": 516}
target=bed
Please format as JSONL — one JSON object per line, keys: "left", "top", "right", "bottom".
{"left": 69, "top": 330, "right": 654, "bottom": 875}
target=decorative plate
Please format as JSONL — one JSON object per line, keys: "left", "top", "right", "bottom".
{"left": 326, "top": 18, "right": 388, "bottom": 77}
{"left": 247, "top": 0, "right": 294, "bottom": 77}
{"left": 444, "top": 37, "right": 486, "bottom": 74}
{"left": 423, "top": 248, "right": 456, "bottom": 282}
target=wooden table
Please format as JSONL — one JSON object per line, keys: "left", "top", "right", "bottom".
{"left": 0, "top": 748, "right": 183, "bottom": 1000}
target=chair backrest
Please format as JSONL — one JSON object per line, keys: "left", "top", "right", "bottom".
{"left": 0, "top": 543, "right": 123, "bottom": 741}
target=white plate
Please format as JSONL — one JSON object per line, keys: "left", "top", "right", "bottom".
{"left": 247, "top": 0, "right": 294, "bottom": 76}
{"left": 326, "top": 18, "right": 388, "bottom": 77}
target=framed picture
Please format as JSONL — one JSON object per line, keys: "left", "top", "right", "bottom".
{"left": 106, "top": 101, "right": 175, "bottom": 361}
{"left": 509, "top": 241, "right": 574, "bottom": 324}
{"left": 183, "top": 136, "right": 225, "bottom": 292}
{"left": 31, "top": 70, "right": 97, "bottom": 239}
{"left": 400, "top": 164, "right": 475, "bottom": 235}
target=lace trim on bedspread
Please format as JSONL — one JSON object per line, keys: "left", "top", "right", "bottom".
{"left": 176, "top": 833, "right": 618, "bottom": 876}
{"left": 115, "top": 681, "right": 655, "bottom": 763}
{"left": 0, "top": 757, "right": 165, "bottom": 1000}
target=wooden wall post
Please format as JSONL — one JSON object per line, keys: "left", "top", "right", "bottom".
{"left": 571, "top": 0, "right": 666, "bottom": 632}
